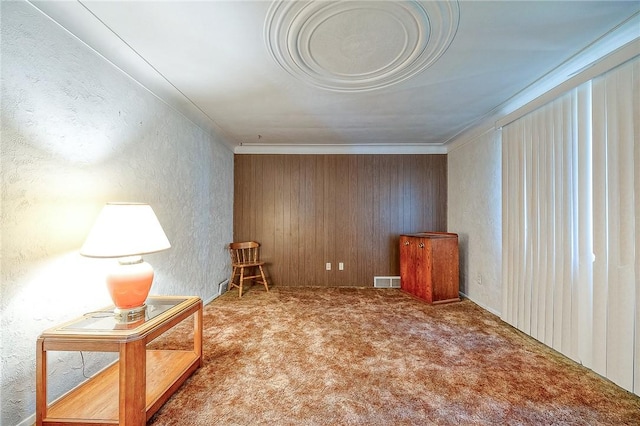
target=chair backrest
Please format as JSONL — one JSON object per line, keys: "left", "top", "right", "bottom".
{"left": 229, "top": 241, "right": 260, "bottom": 264}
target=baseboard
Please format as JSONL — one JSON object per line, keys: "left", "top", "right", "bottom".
{"left": 204, "top": 293, "right": 218, "bottom": 305}
{"left": 459, "top": 291, "right": 502, "bottom": 317}
{"left": 17, "top": 413, "right": 35, "bottom": 426}
{"left": 204, "top": 279, "right": 229, "bottom": 305}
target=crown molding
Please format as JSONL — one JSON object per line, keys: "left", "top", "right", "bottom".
{"left": 28, "top": 0, "right": 237, "bottom": 152}
{"left": 234, "top": 143, "right": 447, "bottom": 155}
{"left": 446, "top": 12, "right": 640, "bottom": 153}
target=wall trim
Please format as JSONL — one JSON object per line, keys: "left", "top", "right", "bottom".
{"left": 234, "top": 143, "right": 447, "bottom": 155}
{"left": 446, "top": 15, "right": 640, "bottom": 153}
{"left": 496, "top": 37, "right": 640, "bottom": 129}
{"left": 446, "top": 125, "right": 497, "bottom": 154}
{"left": 460, "top": 291, "right": 501, "bottom": 318}
{"left": 28, "top": 0, "right": 237, "bottom": 153}
{"left": 16, "top": 414, "right": 35, "bottom": 426}
{"left": 30, "top": 2, "right": 639, "bottom": 156}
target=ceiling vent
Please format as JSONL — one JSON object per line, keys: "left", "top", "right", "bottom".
{"left": 264, "top": 0, "right": 460, "bottom": 92}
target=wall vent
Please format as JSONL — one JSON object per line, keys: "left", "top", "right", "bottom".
{"left": 374, "top": 276, "right": 401, "bottom": 288}
{"left": 218, "top": 279, "right": 229, "bottom": 295}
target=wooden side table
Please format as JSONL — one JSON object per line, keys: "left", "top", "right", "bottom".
{"left": 36, "top": 296, "right": 203, "bottom": 426}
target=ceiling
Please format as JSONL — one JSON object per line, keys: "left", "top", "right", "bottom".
{"left": 31, "top": 0, "right": 640, "bottom": 153}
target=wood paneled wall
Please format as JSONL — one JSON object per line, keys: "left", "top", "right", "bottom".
{"left": 233, "top": 154, "right": 447, "bottom": 287}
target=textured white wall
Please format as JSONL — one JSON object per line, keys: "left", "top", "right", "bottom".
{"left": 1, "top": 2, "right": 233, "bottom": 424}
{"left": 447, "top": 130, "right": 502, "bottom": 315}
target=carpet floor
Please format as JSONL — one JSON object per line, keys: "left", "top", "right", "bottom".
{"left": 148, "top": 287, "right": 640, "bottom": 425}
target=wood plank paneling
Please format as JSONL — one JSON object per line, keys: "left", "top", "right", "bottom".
{"left": 233, "top": 154, "right": 447, "bottom": 287}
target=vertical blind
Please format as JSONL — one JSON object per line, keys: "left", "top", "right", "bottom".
{"left": 502, "top": 57, "right": 639, "bottom": 394}
{"left": 591, "top": 58, "right": 639, "bottom": 391}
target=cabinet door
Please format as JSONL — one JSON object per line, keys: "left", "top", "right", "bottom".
{"left": 399, "top": 236, "right": 415, "bottom": 295}
{"left": 430, "top": 237, "right": 459, "bottom": 301}
{"left": 401, "top": 236, "right": 434, "bottom": 302}
{"left": 414, "top": 237, "right": 433, "bottom": 302}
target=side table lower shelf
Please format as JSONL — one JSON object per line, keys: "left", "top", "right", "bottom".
{"left": 36, "top": 296, "right": 203, "bottom": 426}
{"left": 44, "top": 350, "right": 199, "bottom": 425}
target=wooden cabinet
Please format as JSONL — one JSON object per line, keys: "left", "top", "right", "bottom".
{"left": 36, "top": 296, "right": 202, "bottom": 426}
{"left": 400, "top": 232, "right": 460, "bottom": 304}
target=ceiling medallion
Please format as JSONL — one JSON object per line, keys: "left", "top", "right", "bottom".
{"left": 264, "top": 0, "right": 459, "bottom": 92}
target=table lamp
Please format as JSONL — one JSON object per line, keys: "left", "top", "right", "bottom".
{"left": 80, "top": 203, "right": 171, "bottom": 319}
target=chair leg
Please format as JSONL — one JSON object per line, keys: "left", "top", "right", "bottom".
{"left": 228, "top": 266, "right": 237, "bottom": 294}
{"left": 258, "top": 265, "right": 269, "bottom": 292}
{"left": 238, "top": 266, "right": 244, "bottom": 297}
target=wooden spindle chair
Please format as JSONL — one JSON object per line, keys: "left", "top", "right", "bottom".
{"left": 228, "top": 241, "right": 270, "bottom": 297}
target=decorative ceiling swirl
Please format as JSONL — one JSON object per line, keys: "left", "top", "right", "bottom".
{"left": 264, "top": 0, "right": 460, "bottom": 92}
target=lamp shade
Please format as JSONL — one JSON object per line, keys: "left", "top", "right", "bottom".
{"left": 80, "top": 203, "right": 171, "bottom": 258}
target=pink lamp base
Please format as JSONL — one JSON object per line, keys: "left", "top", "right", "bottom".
{"left": 106, "top": 258, "right": 154, "bottom": 311}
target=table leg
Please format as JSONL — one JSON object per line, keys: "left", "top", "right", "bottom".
{"left": 119, "top": 340, "right": 146, "bottom": 425}
{"left": 35, "top": 338, "right": 46, "bottom": 425}
{"left": 194, "top": 301, "right": 203, "bottom": 367}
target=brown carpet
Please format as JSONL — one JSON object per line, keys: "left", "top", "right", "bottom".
{"left": 148, "top": 287, "right": 640, "bottom": 425}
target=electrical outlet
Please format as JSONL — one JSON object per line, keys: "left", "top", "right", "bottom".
{"left": 476, "top": 273, "right": 483, "bottom": 285}
{"left": 326, "top": 262, "right": 331, "bottom": 271}
{"left": 339, "top": 262, "right": 344, "bottom": 270}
